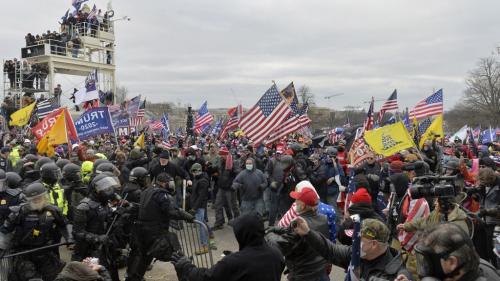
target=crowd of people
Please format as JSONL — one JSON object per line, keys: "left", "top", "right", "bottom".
{"left": 0, "top": 127, "right": 498, "bottom": 281}
{"left": 3, "top": 59, "right": 48, "bottom": 90}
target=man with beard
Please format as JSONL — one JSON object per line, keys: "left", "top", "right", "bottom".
{"left": 1, "top": 183, "right": 70, "bottom": 281}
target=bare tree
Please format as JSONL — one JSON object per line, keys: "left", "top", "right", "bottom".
{"left": 115, "top": 85, "right": 128, "bottom": 104}
{"left": 297, "top": 85, "right": 315, "bottom": 105}
{"left": 464, "top": 56, "right": 500, "bottom": 126}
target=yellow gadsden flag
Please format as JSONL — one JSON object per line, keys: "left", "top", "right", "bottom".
{"left": 364, "top": 121, "right": 415, "bottom": 157}
{"left": 134, "top": 132, "right": 145, "bottom": 149}
{"left": 37, "top": 112, "right": 68, "bottom": 156}
{"left": 9, "top": 102, "right": 36, "bottom": 126}
{"left": 419, "top": 114, "right": 444, "bottom": 148}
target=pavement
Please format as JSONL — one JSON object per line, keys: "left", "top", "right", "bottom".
{"left": 60, "top": 205, "right": 347, "bottom": 281}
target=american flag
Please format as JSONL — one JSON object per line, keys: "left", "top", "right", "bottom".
{"left": 377, "top": 89, "right": 398, "bottom": 124}
{"left": 412, "top": 117, "right": 432, "bottom": 146}
{"left": 146, "top": 120, "right": 164, "bottom": 131}
{"left": 266, "top": 83, "right": 310, "bottom": 143}
{"left": 72, "top": 0, "right": 88, "bottom": 10}
{"left": 87, "top": 4, "right": 97, "bottom": 21}
{"left": 137, "top": 99, "right": 146, "bottom": 118}
{"left": 239, "top": 84, "right": 292, "bottom": 145}
{"left": 329, "top": 127, "right": 344, "bottom": 144}
{"left": 409, "top": 89, "right": 443, "bottom": 120}
{"left": 220, "top": 105, "right": 242, "bottom": 139}
{"left": 127, "top": 95, "right": 141, "bottom": 116}
{"left": 35, "top": 98, "right": 58, "bottom": 119}
{"left": 398, "top": 196, "right": 430, "bottom": 252}
{"left": 363, "top": 97, "right": 375, "bottom": 133}
{"left": 130, "top": 99, "right": 146, "bottom": 128}
{"left": 194, "top": 101, "right": 213, "bottom": 134}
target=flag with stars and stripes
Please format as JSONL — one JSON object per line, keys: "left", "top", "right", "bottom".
{"left": 35, "top": 98, "right": 58, "bottom": 120}
{"left": 194, "top": 101, "right": 214, "bottom": 135}
{"left": 87, "top": 4, "right": 97, "bottom": 21}
{"left": 266, "top": 82, "right": 311, "bottom": 143}
{"left": 409, "top": 89, "right": 443, "bottom": 120}
{"left": 413, "top": 117, "right": 432, "bottom": 146}
{"left": 146, "top": 120, "right": 164, "bottom": 131}
{"left": 239, "top": 84, "right": 292, "bottom": 145}
{"left": 363, "top": 97, "right": 375, "bottom": 133}
{"left": 377, "top": 89, "right": 398, "bottom": 124}
{"left": 220, "top": 104, "right": 242, "bottom": 139}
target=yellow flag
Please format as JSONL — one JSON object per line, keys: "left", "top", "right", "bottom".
{"left": 9, "top": 102, "right": 36, "bottom": 126}
{"left": 47, "top": 112, "right": 68, "bottom": 147}
{"left": 134, "top": 133, "right": 145, "bottom": 148}
{"left": 37, "top": 135, "right": 49, "bottom": 155}
{"left": 364, "top": 121, "right": 415, "bottom": 157}
{"left": 419, "top": 114, "right": 443, "bottom": 148}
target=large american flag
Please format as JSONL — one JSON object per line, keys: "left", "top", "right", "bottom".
{"left": 409, "top": 89, "right": 443, "bottom": 120}
{"left": 146, "top": 120, "right": 164, "bottom": 131}
{"left": 377, "top": 89, "right": 398, "bottom": 124}
{"left": 220, "top": 105, "right": 242, "bottom": 139}
{"left": 194, "top": 101, "right": 213, "bottom": 134}
{"left": 398, "top": 195, "right": 430, "bottom": 252}
{"left": 239, "top": 84, "right": 292, "bottom": 145}
{"left": 35, "top": 98, "right": 58, "bottom": 119}
{"left": 266, "top": 83, "right": 311, "bottom": 143}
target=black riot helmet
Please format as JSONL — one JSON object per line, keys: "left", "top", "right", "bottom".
{"left": 96, "top": 162, "right": 119, "bottom": 176}
{"left": 129, "top": 167, "right": 150, "bottom": 187}
{"left": 56, "top": 158, "right": 71, "bottom": 170}
{"left": 62, "top": 163, "right": 82, "bottom": 182}
{"left": 40, "top": 163, "right": 62, "bottom": 185}
{"left": 35, "top": 156, "right": 54, "bottom": 171}
{"left": 90, "top": 173, "right": 119, "bottom": 203}
{"left": 5, "top": 172, "right": 22, "bottom": 189}
{"left": 92, "top": 159, "right": 110, "bottom": 174}
{"left": 24, "top": 182, "right": 47, "bottom": 199}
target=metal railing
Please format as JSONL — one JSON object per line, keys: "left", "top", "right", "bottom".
{"left": 170, "top": 219, "right": 214, "bottom": 268}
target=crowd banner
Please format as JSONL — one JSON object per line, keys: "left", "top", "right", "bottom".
{"left": 32, "top": 108, "right": 79, "bottom": 142}
{"left": 74, "top": 107, "right": 115, "bottom": 140}
{"left": 363, "top": 121, "right": 414, "bottom": 157}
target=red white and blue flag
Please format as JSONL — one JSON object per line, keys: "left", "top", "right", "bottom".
{"left": 194, "top": 101, "right": 213, "bottom": 134}
{"left": 409, "top": 89, "right": 443, "bottom": 120}
{"left": 377, "top": 89, "right": 398, "bottom": 124}
{"left": 239, "top": 84, "right": 292, "bottom": 145}
{"left": 220, "top": 104, "right": 242, "bottom": 139}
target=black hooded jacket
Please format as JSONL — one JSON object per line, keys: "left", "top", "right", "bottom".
{"left": 175, "top": 212, "right": 284, "bottom": 281}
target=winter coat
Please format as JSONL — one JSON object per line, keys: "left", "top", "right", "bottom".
{"left": 191, "top": 173, "right": 209, "bottom": 210}
{"left": 216, "top": 159, "right": 236, "bottom": 191}
{"left": 305, "top": 229, "right": 412, "bottom": 281}
{"left": 175, "top": 212, "right": 284, "bottom": 281}
{"left": 402, "top": 203, "right": 470, "bottom": 236}
{"left": 232, "top": 158, "right": 267, "bottom": 201}
{"left": 481, "top": 182, "right": 500, "bottom": 225}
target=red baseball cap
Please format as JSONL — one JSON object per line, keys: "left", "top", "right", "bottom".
{"left": 351, "top": 188, "right": 372, "bottom": 204}
{"left": 290, "top": 187, "right": 319, "bottom": 206}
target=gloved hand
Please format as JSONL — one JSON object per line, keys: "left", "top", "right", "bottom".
{"left": 171, "top": 251, "right": 191, "bottom": 270}
{"left": 179, "top": 210, "right": 195, "bottom": 222}
{"left": 339, "top": 185, "right": 346, "bottom": 192}
{"left": 96, "top": 234, "right": 108, "bottom": 244}
{"left": 266, "top": 226, "right": 288, "bottom": 235}
{"left": 188, "top": 209, "right": 196, "bottom": 216}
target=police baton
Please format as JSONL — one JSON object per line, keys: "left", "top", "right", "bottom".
{"left": 106, "top": 192, "right": 129, "bottom": 236}
{"left": 1, "top": 241, "right": 74, "bottom": 259}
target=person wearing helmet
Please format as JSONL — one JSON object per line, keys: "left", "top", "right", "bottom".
{"left": 56, "top": 158, "right": 71, "bottom": 171}
{"left": 0, "top": 170, "right": 23, "bottom": 227}
{"left": 72, "top": 173, "right": 120, "bottom": 281}
{"left": 36, "top": 162, "right": 68, "bottom": 215}
{"left": 81, "top": 160, "right": 94, "bottom": 185}
{"left": 60, "top": 163, "right": 87, "bottom": 222}
{"left": 126, "top": 167, "right": 195, "bottom": 281}
{"left": 1, "top": 182, "right": 69, "bottom": 281}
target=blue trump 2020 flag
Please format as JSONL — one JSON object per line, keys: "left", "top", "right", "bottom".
{"left": 74, "top": 107, "right": 115, "bottom": 140}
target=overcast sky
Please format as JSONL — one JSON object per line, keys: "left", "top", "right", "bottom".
{"left": 2, "top": 0, "right": 500, "bottom": 111}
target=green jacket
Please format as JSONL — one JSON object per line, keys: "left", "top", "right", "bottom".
{"left": 403, "top": 203, "right": 469, "bottom": 235}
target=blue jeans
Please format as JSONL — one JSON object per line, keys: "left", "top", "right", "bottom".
{"left": 240, "top": 198, "right": 265, "bottom": 216}
{"left": 195, "top": 208, "right": 208, "bottom": 246}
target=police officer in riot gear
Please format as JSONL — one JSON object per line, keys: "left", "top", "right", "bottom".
{"left": 72, "top": 172, "right": 121, "bottom": 281}
{"left": 37, "top": 162, "right": 68, "bottom": 215}
{"left": 1, "top": 182, "right": 69, "bottom": 281}
{"left": 5, "top": 171, "right": 23, "bottom": 191}
{"left": 0, "top": 170, "right": 23, "bottom": 225}
{"left": 61, "top": 163, "right": 87, "bottom": 222}
{"left": 125, "top": 170, "right": 195, "bottom": 281}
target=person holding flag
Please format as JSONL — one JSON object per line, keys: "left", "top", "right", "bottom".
{"left": 292, "top": 217, "right": 413, "bottom": 281}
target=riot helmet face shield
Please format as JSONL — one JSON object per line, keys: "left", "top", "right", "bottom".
{"left": 93, "top": 176, "right": 119, "bottom": 202}
{"left": 27, "top": 192, "right": 49, "bottom": 211}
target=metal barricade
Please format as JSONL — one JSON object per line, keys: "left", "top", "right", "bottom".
{"left": 0, "top": 250, "right": 11, "bottom": 281}
{"left": 170, "top": 220, "right": 214, "bottom": 268}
